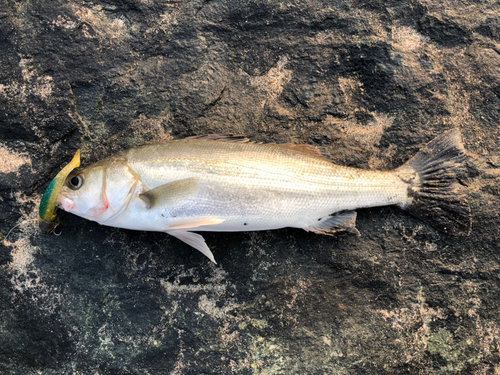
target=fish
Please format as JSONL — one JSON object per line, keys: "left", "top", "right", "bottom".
{"left": 51, "top": 130, "right": 471, "bottom": 263}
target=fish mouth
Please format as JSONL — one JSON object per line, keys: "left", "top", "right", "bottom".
{"left": 58, "top": 192, "right": 75, "bottom": 212}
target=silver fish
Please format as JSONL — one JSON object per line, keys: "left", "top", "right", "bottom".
{"left": 56, "top": 130, "right": 471, "bottom": 262}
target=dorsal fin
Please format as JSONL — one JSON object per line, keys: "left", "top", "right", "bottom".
{"left": 184, "top": 134, "right": 330, "bottom": 160}
{"left": 275, "top": 143, "right": 330, "bottom": 160}
{"left": 184, "top": 134, "right": 251, "bottom": 143}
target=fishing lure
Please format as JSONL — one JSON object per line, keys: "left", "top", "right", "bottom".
{"left": 39, "top": 150, "right": 80, "bottom": 233}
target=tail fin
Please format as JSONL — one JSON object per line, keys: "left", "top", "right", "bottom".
{"left": 397, "top": 129, "right": 471, "bottom": 236}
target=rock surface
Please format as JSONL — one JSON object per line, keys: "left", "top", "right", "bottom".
{"left": 1, "top": 0, "right": 499, "bottom": 373}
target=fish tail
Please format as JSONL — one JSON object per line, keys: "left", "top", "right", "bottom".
{"left": 397, "top": 129, "right": 471, "bottom": 236}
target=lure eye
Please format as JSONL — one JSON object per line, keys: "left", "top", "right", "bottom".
{"left": 68, "top": 175, "right": 84, "bottom": 190}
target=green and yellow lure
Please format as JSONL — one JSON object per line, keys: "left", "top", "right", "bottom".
{"left": 39, "top": 150, "right": 80, "bottom": 233}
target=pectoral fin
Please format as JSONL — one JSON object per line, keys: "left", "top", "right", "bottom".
{"left": 139, "top": 178, "right": 199, "bottom": 209}
{"left": 167, "top": 231, "right": 216, "bottom": 263}
{"left": 304, "top": 210, "right": 360, "bottom": 236}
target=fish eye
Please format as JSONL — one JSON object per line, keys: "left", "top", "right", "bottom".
{"left": 68, "top": 174, "right": 84, "bottom": 190}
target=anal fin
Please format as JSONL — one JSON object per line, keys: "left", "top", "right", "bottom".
{"left": 167, "top": 231, "right": 216, "bottom": 264}
{"left": 304, "top": 211, "right": 360, "bottom": 236}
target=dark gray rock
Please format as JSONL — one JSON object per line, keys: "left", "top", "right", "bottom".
{"left": 1, "top": 0, "right": 499, "bottom": 373}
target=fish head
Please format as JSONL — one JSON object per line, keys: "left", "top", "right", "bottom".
{"left": 57, "top": 157, "right": 138, "bottom": 223}
{"left": 58, "top": 164, "right": 107, "bottom": 220}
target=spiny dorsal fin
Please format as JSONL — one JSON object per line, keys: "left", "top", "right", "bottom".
{"left": 184, "top": 134, "right": 251, "bottom": 143}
